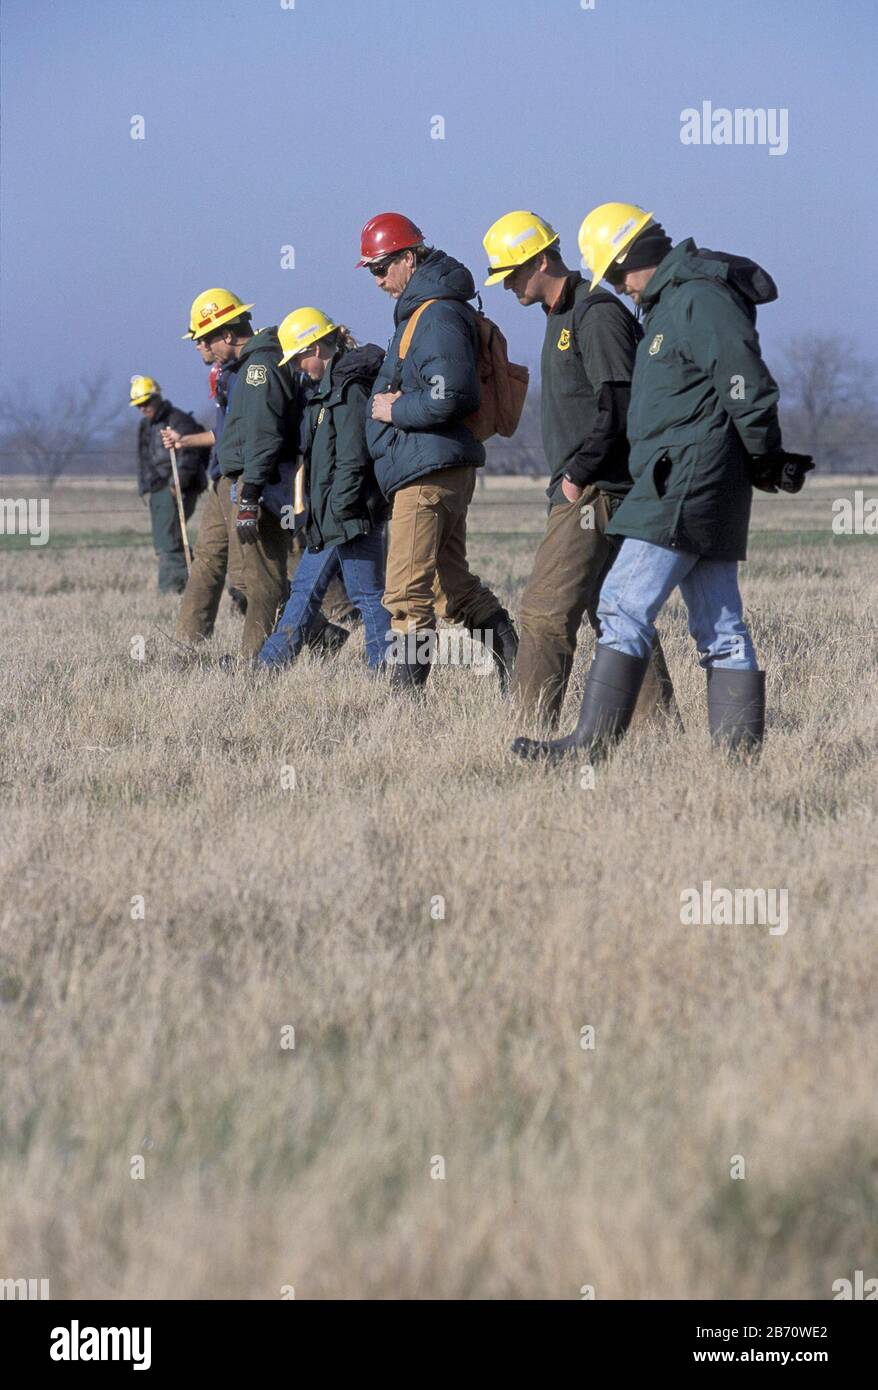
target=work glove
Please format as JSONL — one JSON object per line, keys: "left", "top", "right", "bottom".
{"left": 236, "top": 481, "right": 261, "bottom": 545}
{"left": 747, "top": 449, "right": 815, "bottom": 495}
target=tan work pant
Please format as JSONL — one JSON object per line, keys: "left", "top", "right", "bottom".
{"left": 175, "top": 476, "right": 247, "bottom": 644}
{"left": 176, "top": 477, "right": 289, "bottom": 660}
{"left": 383, "top": 466, "right": 501, "bottom": 633}
{"left": 512, "top": 487, "right": 678, "bottom": 728}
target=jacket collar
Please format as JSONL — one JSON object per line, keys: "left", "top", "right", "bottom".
{"left": 310, "top": 353, "right": 339, "bottom": 402}
{"left": 640, "top": 240, "right": 697, "bottom": 308}
{"left": 543, "top": 271, "right": 584, "bottom": 316}
{"left": 231, "top": 327, "right": 280, "bottom": 370}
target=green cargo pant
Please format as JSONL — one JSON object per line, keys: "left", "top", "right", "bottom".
{"left": 149, "top": 484, "right": 197, "bottom": 594}
{"left": 512, "top": 487, "right": 678, "bottom": 729}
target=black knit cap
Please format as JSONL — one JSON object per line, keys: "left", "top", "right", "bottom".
{"left": 607, "top": 220, "right": 673, "bottom": 280}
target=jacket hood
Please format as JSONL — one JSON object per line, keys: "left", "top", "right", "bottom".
{"left": 642, "top": 238, "right": 778, "bottom": 309}
{"left": 320, "top": 343, "right": 385, "bottom": 395}
{"left": 395, "top": 249, "right": 477, "bottom": 325}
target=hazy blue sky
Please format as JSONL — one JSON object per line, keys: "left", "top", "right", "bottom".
{"left": 1, "top": 0, "right": 875, "bottom": 421}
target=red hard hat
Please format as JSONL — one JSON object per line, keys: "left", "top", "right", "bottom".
{"left": 357, "top": 211, "right": 424, "bottom": 267}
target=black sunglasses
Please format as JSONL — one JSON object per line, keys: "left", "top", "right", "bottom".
{"left": 367, "top": 252, "right": 403, "bottom": 278}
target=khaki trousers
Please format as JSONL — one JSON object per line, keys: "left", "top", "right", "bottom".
{"left": 176, "top": 477, "right": 289, "bottom": 660}
{"left": 175, "top": 476, "right": 247, "bottom": 643}
{"left": 512, "top": 487, "right": 678, "bottom": 728}
{"left": 383, "top": 466, "right": 501, "bottom": 634}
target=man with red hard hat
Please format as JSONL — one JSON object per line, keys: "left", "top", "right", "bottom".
{"left": 360, "top": 211, "right": 518, "bottom": 691}
{"left": 355, "top": 212, "right": 424, "bottom": 269}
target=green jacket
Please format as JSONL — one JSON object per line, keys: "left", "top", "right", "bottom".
{"left": 608, "top": 239, "right": 781, "bottom": 561}
{"left": 301, "top": 344, "right": 387, "bottom": 552}
{"left": 218, "top": 328, "right": 300, "bottom": 492}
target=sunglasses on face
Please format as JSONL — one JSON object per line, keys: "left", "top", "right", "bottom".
{"left": 367, "top": 252, "right": 402, "bottom": 278}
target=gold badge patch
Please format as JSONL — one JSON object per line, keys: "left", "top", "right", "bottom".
{"left": 317, "top": 406, "right": 326, "bottom": 425}
{"left": 648, "top": 334, "right": 663, "bottom": 356}
{"left": 557, "top": 328, "right": 571, "bottom": 351}
{"left": 245, "top": 364, "right": 268, "bottom": 386}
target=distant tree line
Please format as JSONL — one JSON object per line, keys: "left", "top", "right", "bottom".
{"left": 0, "top": 336, "right": 875, "bottom": 485}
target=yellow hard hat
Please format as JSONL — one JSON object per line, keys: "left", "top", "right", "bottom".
{"left": 578, "top": 203, "right": 654, "bottom": 291}
{"left": 278, "top": 307, "right": 338, "bottom": 366}
{"left": 482, "top": 211, "right": 559, "bottom": 286}
{"left": 183, "top": 288, "right": 255, "bottom": 340}
{"left": 129, "top": 375, "right": 160, "bottom": 406}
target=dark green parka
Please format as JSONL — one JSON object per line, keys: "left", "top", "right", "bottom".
{"left": 608, "top": 239, "right": 781, "bottom": 560}
{"left": 218, "top": 327, "right": 300, "bottom": 494}
{"left": 301, "top": 344, "right": 387, "bottom": 552}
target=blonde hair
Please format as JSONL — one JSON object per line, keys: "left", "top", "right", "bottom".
{"left": 328, "top": 324, "right": 359, "bottom": 352}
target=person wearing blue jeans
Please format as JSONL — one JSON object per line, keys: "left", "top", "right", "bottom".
{"left": 514, "top": 202, "right": 812, "bottom": 763}
{"left": 598, "top": 540, "right": 757, "bottom": 669}
{"left": 256, "top": 307, "right": 390, "bottom": 673}
{"left": 259, "top": 528, "right": 389, "bottom": 669}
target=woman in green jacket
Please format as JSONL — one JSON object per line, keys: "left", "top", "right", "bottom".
{"left": 258, "top": 309, "right": 390, "bottom": 670}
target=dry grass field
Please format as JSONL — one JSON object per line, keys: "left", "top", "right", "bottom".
{"left": 1, "top": 473, "right": 876, "bottom": 1300}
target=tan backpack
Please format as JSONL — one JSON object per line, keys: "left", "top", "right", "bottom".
{"left": 396, "top": 298, "right": 529, "bottom": 441}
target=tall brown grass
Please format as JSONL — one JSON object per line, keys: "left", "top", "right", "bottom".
{"left": 0, "top": 476, "right": 875, "bottom": 1298}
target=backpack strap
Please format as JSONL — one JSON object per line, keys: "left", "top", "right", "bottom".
{"left": 390, "top": 299, "right": 437, "bottom": 391}
{"left": 398, "top": 299, "right": 436, "bottom": 358}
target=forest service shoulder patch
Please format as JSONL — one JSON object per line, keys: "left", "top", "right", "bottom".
{"left": 245, "top": 364, "right": 268, "bottom": 386}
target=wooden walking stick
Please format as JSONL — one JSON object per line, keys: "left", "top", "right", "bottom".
{"left": 168, "top": 446, "right": 193, "bottom": 576}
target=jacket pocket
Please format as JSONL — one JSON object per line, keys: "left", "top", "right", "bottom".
{"left": 644, "top": 441, "right": 698, "bottom": 502}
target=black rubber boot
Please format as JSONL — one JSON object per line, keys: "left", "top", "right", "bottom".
{"left": 512, "top": 645, "right": 650, "bottom": 764}
{"left": 228, "top": 587, "right": 248, "bottom": 617}
{"left": 707, "top": 668, "right": 765, "bottom": 755}
{"left": 388, "top": 655, "right": 431, "bottom": 693}
{"left": 470, "top": 608, "right": 519, "bottom": 692}
{"left": 308, "top": 620, "right": 350, "bottom": 659}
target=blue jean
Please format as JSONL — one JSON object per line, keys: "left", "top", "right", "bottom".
{"left": 597, "top": 539, "right": 758, "bottom": 669}
{"left": 258, "top": 527, "right": 390, "bottom": 669}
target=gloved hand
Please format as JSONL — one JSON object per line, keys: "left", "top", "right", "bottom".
{"left": 748, "top": 450, "right": 815, "bottom": 495}
{"left": 236, "top": 482, "right": 261, "bottom": 544}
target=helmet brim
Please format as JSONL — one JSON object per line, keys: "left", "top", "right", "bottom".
{"left": 484, "top": 266, "right": 515, "bottom": 287}
{"left": 356, "top": 242, "right": 422, "bottom": 269}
